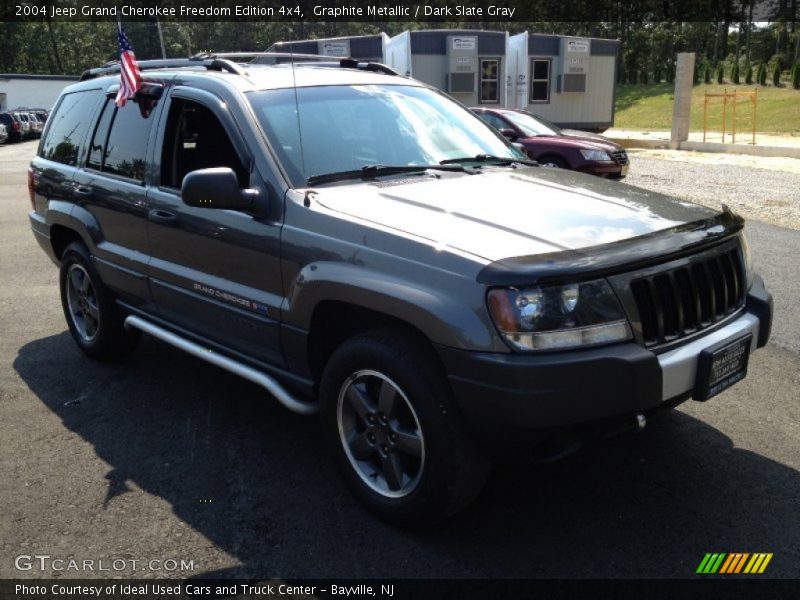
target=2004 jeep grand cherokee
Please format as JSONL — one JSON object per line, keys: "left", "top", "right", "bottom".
{"left": 29, "top": 55, "right": 773, "bottom": 525}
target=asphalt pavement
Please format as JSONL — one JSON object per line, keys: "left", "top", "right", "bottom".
{"left": 1, "top": 141, "right": 798, "bottom": 580}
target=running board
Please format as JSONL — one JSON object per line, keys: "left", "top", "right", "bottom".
{"left": 124, "top": 315, "right": 318, "bottom": 415}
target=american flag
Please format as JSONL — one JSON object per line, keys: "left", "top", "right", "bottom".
{"left": 115, "top": 22, "right": 141, "bottom": 107}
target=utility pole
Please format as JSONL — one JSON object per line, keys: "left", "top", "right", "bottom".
{"left": 156, "top": 19, "right": 166, "bottom": 59}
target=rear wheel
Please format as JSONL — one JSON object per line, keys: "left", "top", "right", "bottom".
{"left": 320, "top": 329, "right": 489, "bottom": 526}
{"left": 59, "top": 242, "right": 140, "bottom": 360}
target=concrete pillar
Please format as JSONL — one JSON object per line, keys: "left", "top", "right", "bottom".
{"left": 670, "top": 52, "right": 695, "bottom": 150}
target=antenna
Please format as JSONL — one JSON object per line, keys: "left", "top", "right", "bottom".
{"left": 289, "top": 46, "right": 308, "bottom": 185}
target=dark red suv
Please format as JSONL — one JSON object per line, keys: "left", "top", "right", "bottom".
{"left": 471, "top": 107, "right": 629, "bottom": 178}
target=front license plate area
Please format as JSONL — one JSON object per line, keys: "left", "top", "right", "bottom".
{"left": 693, "top": 334, "right": 752, "bottom": 401}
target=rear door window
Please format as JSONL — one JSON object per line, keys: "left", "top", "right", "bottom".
{"left": 87, "top": 98, "right": 156, "bottom": 182}
{"left": 39, "top": 90, "right": 101, "bottom": 166}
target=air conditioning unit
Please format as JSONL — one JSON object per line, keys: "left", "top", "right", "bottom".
{"left": 558, "top": 38, "right": 589, "bottom": 93}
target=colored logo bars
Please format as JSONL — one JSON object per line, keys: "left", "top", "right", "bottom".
{"left": 696, "top": 552, "right": 773, "bottom": 574}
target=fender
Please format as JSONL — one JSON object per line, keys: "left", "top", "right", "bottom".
{"left": 45, "top": 202, "right": 100, "bottom": 252}
{"left": 283, "top": 261, "right": 504, "bottom": 352}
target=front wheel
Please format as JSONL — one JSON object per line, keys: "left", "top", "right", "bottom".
{"left": 320, "top": 329, "right": 489, "bottom": 526}
{"left": 539, "top": 156, "right": 568, "bottom": 169}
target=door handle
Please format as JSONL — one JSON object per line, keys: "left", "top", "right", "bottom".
{"left": 148, "top": 209, "right": 178, "bottom": 225}
{"left": 72, "top": 184, "right": 93, "bottom": 197}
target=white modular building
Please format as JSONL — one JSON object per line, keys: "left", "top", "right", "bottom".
{"left": 507, "top": 32, "right": 621, "bottom": 131}
{"left": 0, "top": 74, "right": 79, "bottom": 112}
{"left": 268, "top": 29, "right": 621, "bottom": 131}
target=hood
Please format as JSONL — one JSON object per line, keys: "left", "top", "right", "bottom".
{"left": 550, "top": 130, "right": 622, "bottom": 151}
{"left": 310, "top": 167, "right": 717, "bottom": 264}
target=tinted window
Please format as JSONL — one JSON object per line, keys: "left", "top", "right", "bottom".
{"left": 39, "top": 90, "right": 101, "bottom": 166}
{"left": 87, "top": 100, "right": 115, "bottom": 172}
{"left": 102, "top": 100, "right": 154, "bottom": 181}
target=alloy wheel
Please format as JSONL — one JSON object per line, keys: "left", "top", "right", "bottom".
{"left": 337, "top": 370, "right": 425, "bottom": 498}
{"left": 65, "top": 264, "right": 100, "bottom": 342}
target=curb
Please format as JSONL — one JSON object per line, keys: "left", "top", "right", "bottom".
{"left": 609, "top": 137, "right": 800, "bottom": 159}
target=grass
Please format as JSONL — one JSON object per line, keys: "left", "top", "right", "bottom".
{"left": 614, "top": 83, "right": 800, "bottom": 135}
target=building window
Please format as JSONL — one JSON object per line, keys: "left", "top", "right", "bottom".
{"left": 530, "top": 58, "right": 551, "bottom": 103}
{"left": 480, "top": 58, "right": 500, "bottom": 104}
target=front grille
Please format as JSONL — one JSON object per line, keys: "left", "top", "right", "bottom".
{"left": 629, "top": 248, "right": 745, "bottom": 347}
{"left": 610, "top": 150, "right": 629, "bottom": 165}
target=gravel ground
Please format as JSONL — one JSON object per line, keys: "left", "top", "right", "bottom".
{"left": 626, "top": 149, "right": 800, "bottom": 230}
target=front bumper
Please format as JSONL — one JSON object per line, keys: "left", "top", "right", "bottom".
{"left": 437, "top": 276, "right": 772, "bottom": 434}
{"left": 575, "top": 162, "right": 627, "bottom": 178}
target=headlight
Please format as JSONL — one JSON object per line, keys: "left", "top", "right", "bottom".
{"left": 487, "top": 279, "right": 632, "bottom": 351}
{"left": 579, "top": 149, "right": 612, "bottom": 162}
{"left": 740, "top": 232, "right": 753, "bottom": 290}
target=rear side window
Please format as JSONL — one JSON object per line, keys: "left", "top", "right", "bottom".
{"left": 87, "top": 98, "right": 155, "bottom": 182}
{"left": 40, "top": 90, "right": 101, "bottom": 166}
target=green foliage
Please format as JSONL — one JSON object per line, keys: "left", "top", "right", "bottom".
{"left": 745, "top": 63, "right": 753, "bottom": 84}
{"left": 704, "top": 63, "right": 712, "bottom": 84}
{"left": 653, "top": 63, "right": 663, "bottom": 83}
{"left": 666, "top": 62, "right": 675, "bottom": 84}
{"left": 757, "top": 62, "right": 768, "bottom": 85}
{"left": 792, "top": 62, "right": 800, "bottom": 90}
{"left": 640, "top": 67, "right": 649, "bottom": 84}
{"left": 772, "top": 61, "right": 781, "bottom": 87}
{"left": 693, "top": 60, "right": 700, "bottom": 85}
{"left": 615, "top": 83, "right": 800, "bottom": 134}
{"left": 716, "top": 63, "right": 724, "bottom": 84}
{"left": 731, "top": 63, "right": 739, "bottom": 84}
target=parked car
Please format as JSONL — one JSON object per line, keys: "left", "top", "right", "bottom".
{"left": 0, "top": 112, "right": 23, "bottom": 143}
{"left": 29, "top": 112, "right": 45, "bottom": 137}
{"left": 23, "top": 111, "right": 43, "bottom": 138}
{"left": 13, "top": 112, "right": 34, "bottom": 139}
{"left": 0, "top": 122, "right": 8, "bottom": 144}
{"left": 471, "top": 107, "right": 629, "bottom": 178}
{"left": 29, "top": 56, "right": 772, "bottom": 526}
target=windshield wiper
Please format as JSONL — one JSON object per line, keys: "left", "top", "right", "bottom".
{"left": 306, "top": 163, "right": 473, "bottom": 186}
{"left": 440, "top": 154, "right": 539, "bottom": 167}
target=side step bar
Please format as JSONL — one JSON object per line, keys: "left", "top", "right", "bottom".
{"left": 124, "top": 315, "right": 318, "bottom": 415}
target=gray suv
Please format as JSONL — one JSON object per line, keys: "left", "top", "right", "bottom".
{"left": 29, "top": 55, "right": 773, "bottom": 525}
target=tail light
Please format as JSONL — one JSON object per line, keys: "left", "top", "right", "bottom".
{"left": 27, "top": 167, "right": 35, "bottom": 209}
{"left": 13, "top": 122, "right": 19, "bottom": 131}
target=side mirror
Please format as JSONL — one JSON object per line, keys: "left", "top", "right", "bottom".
{"left": 512, "top": 142, "right": 529, "bottom": 157}
{"left": 499, "top": 128, "right": 519, "bottom": 141}
{"left": 181, "top": 167, "right": 259, "bottom": 212}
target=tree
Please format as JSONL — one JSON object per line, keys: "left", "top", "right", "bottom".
{"left": 704, "top": 63, "right": 712, "bottom": 84}
{"left": 716, "top": 62, "right": 725, "bottom": 83}
{"left": 792, "top": 61, "right": 800, "bottom": 90}
{"left": 745, "top": 62, "right": 753, "bottom": 84}
{"left": 731, "top": 62, "right": 740, "bottom": 84}
{"left": 758, "top": 62, "right": 768, "bottom": 85}
{"left": 772, "top": 60, "right": 782, "bottom": 86}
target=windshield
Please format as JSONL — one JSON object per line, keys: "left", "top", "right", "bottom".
{"left": 248, "top": 84, "right": 518, "bottom": 186}
{"left": 503, "top": 111, "right": 561, "bottom": 137}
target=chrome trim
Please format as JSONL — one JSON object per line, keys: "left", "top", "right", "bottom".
{"left": 658, "top": 312, "right": 760, "bottom": 401}
{"left": 124, "top": 315, "right": 318, "bottom": 415}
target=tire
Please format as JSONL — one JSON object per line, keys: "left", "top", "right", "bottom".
{"left": 539, "top": 155, "right": 568, "bottom": 169}
{"left": 320, "top": 329, "right": 489, "bottom": 526}
{"left": 59, "top": 242, "right": 140, "bottom": 360}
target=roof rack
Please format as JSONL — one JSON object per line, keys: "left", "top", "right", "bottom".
{"left": 79, "top": 52, "right": 401, "bottom": 82}
{"left": 193, "top": 52, "right": 400, "bottom": 75}
{"left": 79, "top": 57, "right": 245, "bottom": 81}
